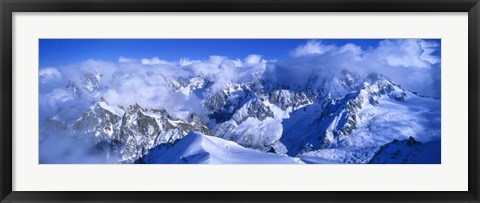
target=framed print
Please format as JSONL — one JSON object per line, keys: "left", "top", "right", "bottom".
{"left": 1, "top": 0, "right": 479, "bottom": 202}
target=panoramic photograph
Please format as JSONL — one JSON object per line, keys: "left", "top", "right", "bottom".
{"left": 39, "top": 39, "right": 441, "bottom": 164}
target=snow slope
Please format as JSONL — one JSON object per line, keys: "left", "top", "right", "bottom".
{"left": 136, "top": 132, "right": 304, "bottom": 164}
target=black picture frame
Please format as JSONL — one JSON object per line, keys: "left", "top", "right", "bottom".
{"left": 1, "top": 0, "right": 479, "bottom": 202}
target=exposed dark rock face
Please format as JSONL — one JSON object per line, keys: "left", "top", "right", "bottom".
{"left": 231, "top": 98, "right": 274, "bottom": 124}
{"left": 73, "top": 99, "right": 122, "bottom": 140}
{"left": 368, "top": 136, "right": 434, "bottom": 164}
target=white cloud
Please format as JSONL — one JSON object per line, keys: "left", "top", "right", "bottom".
{"left": 39, "top": 68, "right": 62, "bottom": 84}
{"left": 42, "top": 88, "right": 75, "bottom": 107}
{"left": 291, "top": 40, "right": 336, "bottom": 57}
{"left": 179, "top": 58, "right": 201, "bottom": 66}
{"left": 336, "top": 43, "right": 362, "bottom": 55}
{"left": 244, "top": 54, "right": 262, "bottom": 64}
{"left": 40, "top": 134, "right": 119, "bottom": 164}
{"left": 118, "top": 56, "right": 135, "bottom": 63}
{"left": 372, "top": 39, "right": 435, "bottom": 68}
{"left": 208, "top": 55, "right": 226, "bottom": 65}
{"left": 419, "top": 40, "right": 440, "bottom": 64}
{"left": 141, "top": 57, "right": 171, "bottom": 65}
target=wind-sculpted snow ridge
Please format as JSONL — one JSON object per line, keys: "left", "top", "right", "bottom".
{"left": 135, "top": 132, "right": 304, "bottom": 164}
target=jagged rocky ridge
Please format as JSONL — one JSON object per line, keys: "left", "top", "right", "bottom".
{"left": 67, "top": 97, "right": 210, "bottom": 163}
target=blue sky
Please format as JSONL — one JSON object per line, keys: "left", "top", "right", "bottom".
{"left": 39, "top": 39, "right": 393, "bottom": 67}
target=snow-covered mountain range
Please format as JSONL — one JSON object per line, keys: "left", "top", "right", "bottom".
{"left": 39, "top": 66, "right": 441, "bottom": 164}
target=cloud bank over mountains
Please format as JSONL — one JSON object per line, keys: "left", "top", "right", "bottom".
{"left": 40, "top": 39, "right": 440, "bottom": 122}
{"left": 275, "top": 39, "right": 440, "bottom": 97}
